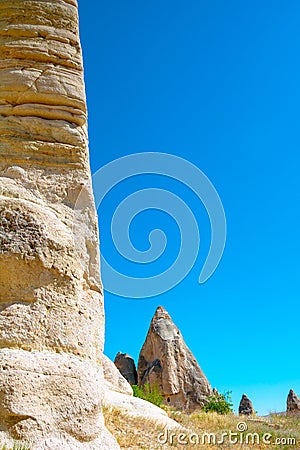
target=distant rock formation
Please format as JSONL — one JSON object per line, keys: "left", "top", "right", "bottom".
{"left": 239, "top": 394, "right": 255, "bottom": 416}
{"left": 286, "top": 389, "right": 300, "bottom": 417}
{"left": 212, "top": 387, "right": 220, "bottom": 396}
{"left": 137, "top": 306, "right": 213, "bottom": 410}
{"left": 114, "top": 352, "right": 138, "bottom": 385}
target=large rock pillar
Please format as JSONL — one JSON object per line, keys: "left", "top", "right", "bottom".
{"left": 0, "top": 1, "right": 119, "bottom": 448}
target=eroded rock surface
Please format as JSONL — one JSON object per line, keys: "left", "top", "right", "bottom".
{"left": 114, "top": 352, "right": 137, "bottom": 386}
{"left": 102, "top": 354, "right": 182, "bottom": 430}
{"left": 137, "top": 306, "right": 213, "bottom": 410}
{"left": 286, "top": 389, "right": 300, "bottom": 417}
{"left": 239, "top": 394, "right": 255, "bottom": 416}
{"left": 103, "top": 354, "right": 133, "bottom": 396}
{"left": 104, "top": 390, "right": 183, "bottom": 430}
{"left": 0, "top": 1, "right": 119, "bottom": 448}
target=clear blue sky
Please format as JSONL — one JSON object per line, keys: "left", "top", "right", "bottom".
{"left": 78, "top": 1, "right": 300, "bottom": 415}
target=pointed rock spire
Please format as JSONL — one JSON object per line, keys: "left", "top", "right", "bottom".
{"left": 137, "top": 306, "right": 213, "bottom": 410}
{"left": 287, "top": 389, "right": 300, "bottom": 417}
{"left": 239, "top": 394, "right": 255, "bottom": 416}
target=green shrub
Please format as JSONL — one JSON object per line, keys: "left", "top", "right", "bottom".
{"left": 203, "top": 390, "right": 233, "bottom": 415}
{"left": 132, "top": 383, "right": 163, "bottom": 407}
{"left": 132, "top": 384, "right": 144, "bottom": 399}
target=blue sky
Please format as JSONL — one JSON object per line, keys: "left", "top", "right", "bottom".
{"left": 78, "top": 1, "right": 300, "bottom": 415}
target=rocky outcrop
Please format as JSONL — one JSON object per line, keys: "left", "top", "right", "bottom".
{"left": 286, "top": 389, "right": 300, "bottom": 417}
{"left": 114, "top": 352, "right": 138, "bottom": 385}
{"left": 103, "top": 356, "right": 181, "bottom": 431}
{"left": 0, "top": 1, "right": 118, "bottom": 449}
{"left": 103, "top": 354, "right": 133, "bottom": 396}
{"left": 104, "top": 390, "right": 183, "bottom": 430}
{"left": 239, "top": 394, "right": 255, "bottom": 416}
{"left": 138, "top": 306, "right": 213, "bottom": 410}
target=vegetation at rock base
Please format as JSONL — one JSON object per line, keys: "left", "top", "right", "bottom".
{"left": 132, "top": 383, "right": 163, "bottom": 407}
{"left": 202, "top": 390, "right": 234, "bottom": 415}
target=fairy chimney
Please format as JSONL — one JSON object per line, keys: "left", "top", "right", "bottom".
{"left": 0, "top": 1, "right": 119, "bottom": 448}
{"left": 138, "top": 306, "right": 213, "bottom": 410}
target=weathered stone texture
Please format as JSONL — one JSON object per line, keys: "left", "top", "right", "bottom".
{"left": 114, "top": 352, "right": 138, "bottom": 386}
{"left": 138, "top": 306, "right": 213, "bottom": 410}
{"left": 103, "top": 354, "right": 133, "bottom": 396}
{"left": 0, "top": 1, "right": 119, "bottom": 448}
{"left": 238, "top": 394, "right": 255, "bottom": 416}
{"left": 102, "top": 356, "right": 181, "bottom": 430}
{"left": 286, "top": 389, "right": 300, "bottom": 417}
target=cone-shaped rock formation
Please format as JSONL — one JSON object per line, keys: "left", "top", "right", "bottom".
{"left": 287, "top": 389, "right": 300, "bottom": 417}
{"left": 138, "top": 306, "right": 213, "bottom": 410}
{"left": 239, "top": 394, "right": 255, "bottom": 416}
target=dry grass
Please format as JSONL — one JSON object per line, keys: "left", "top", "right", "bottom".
{"left": 0, "top": 411, "right": 298, "bottom": 449}
{"left": 104, "top": 406, "right": 300, "bottom": 449}
{"left": 0, "top": 444, "right": 30, "bottom": 450}
{"left": 103, "top": 406, "right": 168, "bottom": 449}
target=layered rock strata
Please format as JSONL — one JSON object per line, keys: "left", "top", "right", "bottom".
{"left": 0, "top": 1, "right": 119, "bottom": 448}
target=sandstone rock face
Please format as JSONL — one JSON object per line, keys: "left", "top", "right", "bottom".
{"left": 103, "top": 354, "right": 133, "bottom": 396}
{"left": 286, "top": 389, "right": 300, "bottom": 417}
{"left": 138, "top": 306, "right": 213, "bottom": 410}
{"left": 114, "top": 352, "right": 138, "bottom": 386}
{"left": 238, "top": 394, "right": 255, "bottom": 416}
{"left": 0, "top": 1, "right": 119, "bottom": 448}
